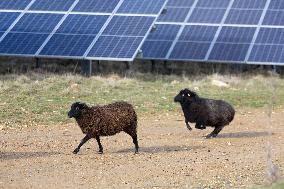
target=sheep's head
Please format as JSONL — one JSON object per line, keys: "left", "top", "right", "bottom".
{"left": 68, "top": 102, "right": 88, "bottom": 118}
{"left": 174, "top": 89, "right": 198, "bottom": 104}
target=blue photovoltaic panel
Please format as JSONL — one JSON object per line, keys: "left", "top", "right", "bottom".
{"left": 166, "top": 0, "right": 195, "bottom": 7}
{"left": 263, "top": 10, "right": 284, "bottom": 26}
{"left": 72, "top": 0, "right": 119, "bottom": 13}
{"left": 29, "top": 0, "right": 75, "bottom": 11}
{"left": 209, "top": 27, "right": 256, "bottom": 61}
{"left": 188, "top": 8, "right": 226, "bottom": 23}
{"left": 249, "top": 45, "right": 284, "bottom": 63}
{"left": 142, "top": 41, "right": 173, "bottom": 58}
{"left": 0, "top": 32, "right": 4, "bottom": 38}
{"left": 225, "top": 9, "right": 262, "bottom": 25}
{"left": 0, "top": 33, "right": 48, "bottom": 55}
{"left": 215, "top": 27, "right": 256, "bottom": 43}
{"left": 209, "top": 43, "right": 251, "bottom": 61}
{"left": 141, "top": 24, "right": 180, "bottom": 59}
{"left": 179, "top": 25, "right": 218, "bottom": 41}
{"left": 268, "top": 0, "right": 284, "bottom": 10}
{"left": 253, "top": 28, "right": 284, "bottom": 44}
{"left": 170, "top": 42, "right": 212, "bottom": 60}
{"left": 231, "top": 0, "right": 266, "bottom": 9}
{"left": 56, "top": 15, "right": 109, "bottom": 35}
{"left": 147, "top": 24, "right": 181, "bottom": 40}
{"left": 39, "top": 34, "right": 95, "bottom": 57}
{"left": 11, "top": 13, "right": 63, "bottom": 33}
{"left": 102, "top": 16, "right": 155, "bottom": 36}
{"left": 0, "top": 0, "right": 31, "bottom": 10}
{"left": 196, "top": 0, "right": 230, "bottom": 8}
{"left": 170, "top": 25, "right": 218, "bottom": 60}
{"left": 0, "top": 12, "right": 20, "bottom": 32}
{"left": 117, "top": 0, "right": 165, "bottom": 14}
{"left": 157, "top": 7, "right": 190, "bottom": 22}
{"left": 87, "top": 36, "right": 143, "bottom": 59}
{"left": 249, "top": 28, "right": 284, "bottom": 63}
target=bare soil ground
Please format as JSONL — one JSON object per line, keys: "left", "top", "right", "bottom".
{"left": 1, "top": 108, "right": 284, "bottom": 189}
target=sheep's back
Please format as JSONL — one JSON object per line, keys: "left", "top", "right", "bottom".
{"left": 204, "top": 99, "right": 235, "bottom": 126}
{"left": 94, "top": 102, "right": 137, "bottom": 136}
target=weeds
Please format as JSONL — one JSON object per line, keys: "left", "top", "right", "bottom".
{"left": 0, "top": 73, "right": 284, "bottom": 128}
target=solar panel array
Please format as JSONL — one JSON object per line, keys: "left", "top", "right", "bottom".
{"left": 142, "top": 0, "right": 284, "bottom": 65}
{"left": 0, "top": 0, "right": 166, "bottom": 61}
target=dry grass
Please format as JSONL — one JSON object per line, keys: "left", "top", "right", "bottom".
{"left": 0, "top": 72, "right": 284, "bottom": 128}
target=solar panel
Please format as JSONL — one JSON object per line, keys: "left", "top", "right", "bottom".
{"left": 0, "top": 0, "right": 166, "bottom": 61}
{"left": 0, "top": 0, "right": 31, "bottom": 10}
{"left": 141, "top": 0, "right": 284, "bottom": 65}
{"left": 39, "top": 34, "right": 95, "bottom": 57}
{"left": 141, "top": 24, "right": 180, "bottom": 59}
{"left": 39, "top": 14, "right": 109, "bottom": 57}
{"left": 87, "top": 16, "right": 156, "bottom": 60}
{"left": 29, "top": 0, "right": 75, "bottom": 11}
{"left": 56, "top": 15, "right": 109, "bottom": 35}
{"left": 72, "top": 0, "right": 120, "bottom": 13}
{"left": 87, "top": 36, "right": 142, "bottom": 59}
{"left": 249, "top": 28, "right": 284, "bottom": 64}
{"left": 0, "top": 33, "right": 49, "bottom": 55}
{"left": 157, "top": 7, "right": 190, "bottom": 22}
{"left": 170, "top": 25, "right": 218, "bottom": 60}
{"left": 188, "top": 8, "right": 226, "bottom": 23}
{"left": 0, "top": 12, "right": 20, "bottom": 32}
{"left": 11, "top": 13, "right": 64, "bottom": 33}
{"left": 117, "top": 0, "right": 165, "bottom": 14}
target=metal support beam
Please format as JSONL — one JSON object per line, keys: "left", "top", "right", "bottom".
{"left": 35, "top": 58, "right": 40, "bottom": 68}
{"left": 151, "top": 60, "right": 156, "bottom": 73}
{"left": 81, "top": 60, "right": 92, "bottom": 77}
{"left": 125, "top": 61, "right": 131, "bottom": 70}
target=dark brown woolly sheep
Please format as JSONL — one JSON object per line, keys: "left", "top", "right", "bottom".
{"left": 68, "top": 101, "right": 139, "bottom": 154}
{"left": 174, "top": 89, "right": 235, "bottom": 138}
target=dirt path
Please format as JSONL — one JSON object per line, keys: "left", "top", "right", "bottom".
{"left": 1, "top": 108, "right": 284, "bottom": 189}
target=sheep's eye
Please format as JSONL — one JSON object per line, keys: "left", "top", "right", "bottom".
{"left": 187, "top": 94, "right": 191, "bottom": 97}
{"left": 182, "top": 94, "right": 184, "bottom": 97}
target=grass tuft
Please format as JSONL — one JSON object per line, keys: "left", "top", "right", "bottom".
{"left": 0, "top": 73, "right": 284, "bottom": 128}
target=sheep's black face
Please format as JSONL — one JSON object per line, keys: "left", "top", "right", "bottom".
{"left": 68, "top": 102, "right": 87, "bottom": 119}
{"left": 174, "top": 89, "right": 197, "bottom": 104}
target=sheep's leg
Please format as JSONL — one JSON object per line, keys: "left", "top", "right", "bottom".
{"left": 73, "top": 134, "right": 91, "bottom": 154}
{"left": 185, "top": 119, "right": 192, "bottom": 130}
{"left": 124, "top": 129, "right": 139, "bottom": 153}
{"left": 95, "top": 136, "right": 103, "bottom": 154}
{"left": 132, "top": 134, "right": 139, "bottom": 154}
{"left": 206, "top": 126, "right": 224, "bottom": 139}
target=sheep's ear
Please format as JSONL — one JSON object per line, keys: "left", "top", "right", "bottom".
{"left": 78, "top": 102, "right": 87, "bottom": 108}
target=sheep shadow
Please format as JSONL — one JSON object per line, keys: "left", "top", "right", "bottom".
{"left": 0, "top": 151, "right": 61, "bottom": 160}
{"left": 217, "top": 131, "right": 271, "bottom": 138}
{"left": 115, "top": 145, "right": 204, "bottom": 154}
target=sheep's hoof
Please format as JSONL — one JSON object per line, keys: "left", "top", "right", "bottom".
{"left": 73, "top": 148, "right": 79, "bottom": 154}
{"left": 187, "top": 127, "right": 192, "bottom": 131}
{"left": 205, "top": 134, "right": 217, "bottom": 139}
{"left": 98, "top": 151, "right": 103, "bottom": 154}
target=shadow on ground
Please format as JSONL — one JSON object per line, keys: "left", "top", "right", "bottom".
{"left": 217, "top": 131, "right": 271, "bottom": 138}
{"left": 0, "top": 151, "right": 61, "bottom": 160}
{"left": 115, "top": 145, "right": 204, "bottom": 154}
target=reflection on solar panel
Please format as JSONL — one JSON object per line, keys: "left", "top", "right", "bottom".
{"left": 0, "top": 0, "right": 166, "bottom": 61}
{"left": 142, "top": 0, "right": 284, "bottom": 65}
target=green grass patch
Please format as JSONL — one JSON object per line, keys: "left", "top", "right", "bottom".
{"left": 252, "top": 181, "right": 284, "bottom": 189}
{"left": 0, "top": 73, "right": 284, "bottom": 128}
